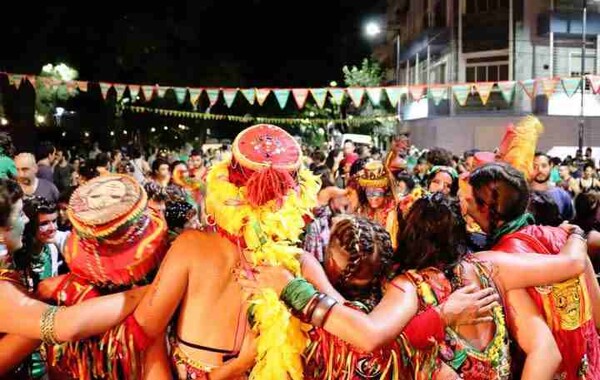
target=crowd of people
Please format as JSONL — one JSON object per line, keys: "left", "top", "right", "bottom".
{"left": 0, "top": 117, "right": 598, "bottom": 380}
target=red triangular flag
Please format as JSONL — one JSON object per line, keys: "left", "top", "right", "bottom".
{"left": 292, "top": 89, "right": 309, "bottom": 109}
{"left": 540, "top": 77, "right": 559, "bottom": 98}
{"left": 587, "top": 75, "right": 600, "bottom": 94}
{"left": 409, "top": 86, "right": 426, "bottom": 101}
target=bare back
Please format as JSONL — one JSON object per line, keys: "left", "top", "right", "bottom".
{"left": 174, "top": 231, "right": 245, "bottom": 366}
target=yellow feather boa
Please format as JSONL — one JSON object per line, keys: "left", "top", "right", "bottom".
{"left": 205, "top": 160, "right": 320, "bottom": 380}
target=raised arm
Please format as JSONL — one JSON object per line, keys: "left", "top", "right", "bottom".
{"left": 0, "top": 281, "right": 145, "bottom": 341}
{"left": 477, "top": 233, "right": 588, "bottom": 291}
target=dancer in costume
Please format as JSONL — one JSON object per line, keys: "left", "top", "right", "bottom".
{"left": 42, "top": 174, "right": 169, "bottom": 380}
{"left": 0, "top": 178, "right": 147, "bottom": 379}
{"left": 302, "top": 216, "right": 405, "bottom": 379}
{"left": 465, "top": 162, "right": 600, "bottom": 379}
{"left": 12, "top": 196, "right": 69, "bottom": 379}
{"left": 132, "top": 124, "right": 320, "bottom": 379}
{"left": 356, "top": 161, "right": 399, "bottom": 248}
{"left": 457, "top": 115, "right": 600, "bottom": 379}
{"left": 240, "top": 193, "right": 590, "bottom": 380}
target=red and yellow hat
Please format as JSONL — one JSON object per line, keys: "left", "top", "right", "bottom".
{"left": 357, "top": 161, "right": 389, "bottom": 189}
{"left": 229, "top": 124, "right": 303, "bottom": 206}
{"left": 64, "top": 174, "right": 168, "bottom": 286}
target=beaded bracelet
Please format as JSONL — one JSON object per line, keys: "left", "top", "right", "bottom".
{"left": 40, "top": 305, "right": 63, "bottom": 345}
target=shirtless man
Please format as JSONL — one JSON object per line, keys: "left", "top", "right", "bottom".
{"left": 134, "top": 124, "right": 322, "bottom": 379}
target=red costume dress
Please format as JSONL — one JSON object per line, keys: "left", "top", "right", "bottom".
{"left": 494, "top": 225, "right": 600, "bottom": 380}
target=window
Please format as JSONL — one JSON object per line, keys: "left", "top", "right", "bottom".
{"left": 467, "top": 0, "right": 507, "bottom": 14}
{"left": 466, "top": 64, "right": 509, "bottom": 82}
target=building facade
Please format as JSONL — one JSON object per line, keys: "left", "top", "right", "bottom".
{"left": 377, "top": 0, "right": 600, "bottom": 153}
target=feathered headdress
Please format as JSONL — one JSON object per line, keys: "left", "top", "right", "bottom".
{"left": 496, "top": 115, "right": 544, "bottom": 180}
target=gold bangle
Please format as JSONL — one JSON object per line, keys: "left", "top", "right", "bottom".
{"left": 40, "top": 306, "right": 63, "bottom": 345}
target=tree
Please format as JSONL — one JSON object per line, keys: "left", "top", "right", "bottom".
{"left": 35, "top": 63, "right": 79, "bottom": 120}
{"left": 342, "top": 58, "right": 395, "bottom": 141}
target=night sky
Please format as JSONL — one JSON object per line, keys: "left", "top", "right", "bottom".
{"left": 1, "top": 1, "right": 386, "bottom": 88}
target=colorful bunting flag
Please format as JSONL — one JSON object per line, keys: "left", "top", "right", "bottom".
{"left": 292, "top": 89, "right": 310, "bottom": 109}
{"left": 189, "top": 88, "right": 202, "bottom": 105}
{"left": 347, "top": 88, "right": 365, "bottom": 107}
{"left": 222, "top": 89, "right": 238, "bottom": 108}
{"left": 385, "top": 87, "right": 403, "bottom": 107}
{"left": 174, "top": 88, "right": 188, "bottom": 104}
{"left": 255, "top": 88, "right": 271, "bottom": 106}
{"left": 129, "top": 85, "right": 140, "bottom": 98}
{"left": 429, "top": 86, "right": 448, "bottom": 106}
{"left": 497, "top": 81, "right": 516, "bottom": 103}
{"left": 310, "top": 88, "right": 328, "bottom": 109}
{"left": 475, "top": 82, "right": 495, "bottom": 105}
{"left": 99, "top": 83, "right": 112, "bottom": 99}
{"left": 9, "top": 74, "right": 23, "bottom": 88}
{"left": 157, "top": 86, "right": 168, "bottom": 98}
{"left": 452, "top": 84, "right": 472, "bottom": 106}
{"left": 66, "top": 82, "right": 78, "bottom": 95}
{"left": 241, "top": 89, "right": 256, "bottom": 105}
{"left": 409, "top": 86, "right": 426, "bottom": 101}
{"left": 114, "top": 84, "right": 127, "bottom": 99}
{"left": 588, "top": 75, "right": 600, "bottom": 94}
{"left": 273, "top": 89, "right": 290, "bottom": 109}
{"left": 206, "top": 88, "right": 221, "bottom": 106}
{"left": 540, "top": 78, "right": 559, "bottom": 98}
{"left": 329, "top": 88, "right": 345, "bottom": 105}
{"left": 26, "top": 76, "right": 36, "bottom": 87}
{"left": 366, "top": 87, "right": 383, "bottom": 106}
{"left": 520, "top": 79, "right": 537, "bottom": 99}
{"left": 561, "top": 78, "right": 581, "bottom": 97}
{"left": 140, "top": 86, "right": 153, "bottom": 100}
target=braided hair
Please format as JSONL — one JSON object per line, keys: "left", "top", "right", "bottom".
{"left": 469, "top": 162, "right": 530, "bottom": 238}
{"left": 328, "top": 216, "right": 394, "bottom": 310}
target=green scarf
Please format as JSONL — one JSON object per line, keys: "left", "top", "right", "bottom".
{"left": 489, "top": 213, "right": 535, "bottom": 246}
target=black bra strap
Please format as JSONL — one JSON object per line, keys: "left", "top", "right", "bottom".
{"left": 176, "top": 335, "right": 235, "bottom": 355}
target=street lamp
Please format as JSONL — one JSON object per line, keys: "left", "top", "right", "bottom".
{"left": 364, "top": 20, "right": 401, "bottom": 120}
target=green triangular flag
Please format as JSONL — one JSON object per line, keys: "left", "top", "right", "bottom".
{"left": 520, "top": 79, "right": 537, "bottom": 99}
{"left": 189, "top": 89, "right": 202, "bottom": 105}
{"left": 157, "top": 86, "right": 167, "bottom": 98}
{"left": 292, "top": 89, "right": 309, "bottom": 109}
{"left": 174, "top": 88, "right": 188, "bottom": 104}
{"left": 99, "top": 83, "right": 112, "bottom": 99}
{"left": 452, "top": 84, "right": 472, "bottom": 106}
{"left": 329, "top": 88, "right": 345, "bottom": 105}
{"left": 385, "top": 87, "right": 403, "bottom": 107}
{"left": 140, "top": 86, "right": 153, "bottom": 100}
{"left": 9, "top": 74, "right": 23, "bottom": 88}
{"left": 497, "top": 81, "right": 516, "bottom": 103}
{"left": 347, "top": 88, "right": 365, "bottom": 107}
{"left": 206, "top": 88, "right": 220, "bottom": 106}
{"left": 241, "top": 89, "right": 256, "bottom": 105}
{"left": 223, "top": 89, "right": 238, "bottom": 108}
{"left": 429, "top": 86, "right": 448, "bottom": 106}
{"left": 366, "top": 87, "right": 383, "bottom": 106}
{"left": 114, "top": 84, "right": 127, "bottom": 99}
{"left": 561, "top": 78, "right": 581, "bottom": 98}
{"left": 310, "top": 88, "right": 328, "bottom": 109}
{"left": 273, "top": 89, "right": 290, "bottom": 109}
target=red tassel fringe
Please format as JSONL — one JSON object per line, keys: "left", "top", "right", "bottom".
{"left": 245, "top": 167, "right": 296, "bottom": 207}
